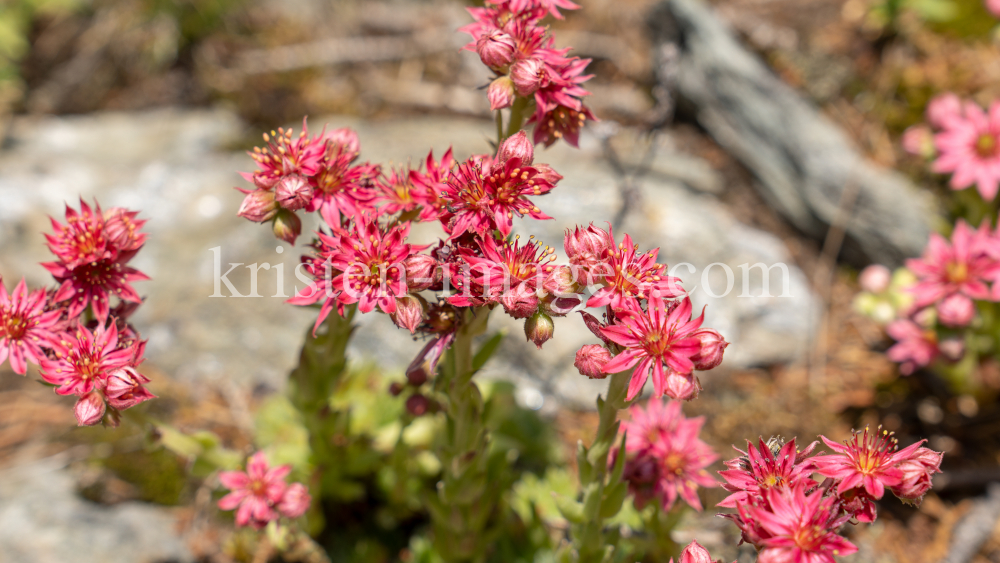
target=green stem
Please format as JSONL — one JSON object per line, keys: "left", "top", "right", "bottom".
{"left": 572, "top": 369, "right": 633, "bottom": 563}
{"left": 505, "top": 96, "right": 531, "bottom": 140}
{"left": 429, "top": 307, "right": 493, "bottom": 563}
{"left": 496, "top": 109, "right": 505, "bottom": 147}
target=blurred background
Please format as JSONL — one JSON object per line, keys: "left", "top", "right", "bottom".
{"left": 1, "top": 0, "right": 1000, "bottom": 562}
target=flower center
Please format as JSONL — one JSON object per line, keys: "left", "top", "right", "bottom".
{"left": 663, "top": 451, "right": 686, "bottom": 475}
{"left": 945, "top": 261, "right": 968, "bottom": 283}
{"left": 2, "top": 314, "right": 28, "bottom": 340}
{"left": 976, "top": 133, "right": 998, "bottom": 158}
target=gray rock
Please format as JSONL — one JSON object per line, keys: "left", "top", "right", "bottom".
{"left": 0, "top": 454, "right": 192, "bottom": 563}
{"left": 648, "top": 0, "right": 937, "bottom": 267}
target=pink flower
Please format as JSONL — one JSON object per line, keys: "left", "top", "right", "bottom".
{"left": 441, "top": 135, "right": 557, "bottom": 238}
{"left": 218, "top": 452, "right": 300, "bottom": 529}
{"left": 511, "top": 58, "right": 547, "bottom": 97}
{"left": 449, "top": 233, "right": 553, "bottom": 311}
{"left": 0, "top": 278, "right": 63, "bottom": 375}
{"left": 812, "top": 426, "right": 926, "bottom": 501}
{"left": 277, "top": 483, "right": 312, "bottom": 519}
{"left": 103, "top": 207, "right": 148, "bottom": 256}
{"left": 574, "top": 344, "right": 611, "bottom": 378}
{"left": 932, "top": 100, "right": 1000, "bottom": 200}
{"left": 750, "top": 483, "right": 857, "bottom": 563}
{"left": 718, "top": 437, "right": 817, "bottom": 509}
{"left": 584, "top": 226, "right": 684, "bottom": 311}
{"left": 308, "top": 151, "right": 380, "bottom": 228}
{"left": 409, "top": 148, "right": 455, "bottom": 222}
{"left": 44, "top": 199, "right": 114, "bottom": 269}
{"left": 989, "top": 0, "right": 1000, "bottom": 17}
{"left": 906, "top": 220, "right": 998, "bottom": 308}
{"left": 886, "top": 319, "right": 938, "bottom": 375}
{"left": 600, "top": 295, "right": 706, "bottom": 401}
{"left": 39, "top": 322, "right": 139, "bottom": 397}
{"left": 937, "top": 292, "right": 976, "bottom": 327}
{"left": 374, "top": 166, "right": 420, "bottom": 215}
{"left": 902, "top": 125, "right": 936, "bottom": 159}
{"left": 617, "top": 399, "right": 718, "bottom": 511}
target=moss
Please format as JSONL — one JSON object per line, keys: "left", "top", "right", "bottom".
{"left": 101, "top": 446, "right": 189, "bottom": 506}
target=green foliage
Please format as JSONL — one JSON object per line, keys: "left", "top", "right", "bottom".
{"left": 869, "top": 0, "right": 998, "bottom": 37}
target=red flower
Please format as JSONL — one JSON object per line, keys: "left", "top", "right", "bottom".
{"left": 307, "top": 148, "right": 380, "bottom": 227}
{"left": 0, "top": 278, "right": 63, "bottom": 375}
{"left": 584, "top": 227, "right": 684, "bottom": 311}
{"left": 750, "top": 483, "right": 857, "bottom": 563}
{"left": 600, "top": 295, "right": 706, "bottom": 401}
{"left": 245, "top": 119, "right": 330, "bottom": 188}
{"left": 409, "top": 148, "right": 456, "bottom": 222}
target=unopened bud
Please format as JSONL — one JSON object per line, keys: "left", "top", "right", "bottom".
{"left": 392, "top": 294, "right": 426, "bottom": 334}
{"left": 510, "top": 58, "right": 545, "bottom": 97}
{"left": 389, "top": 381, "right": 405, "bottom": 396}
{"left": 324, "top": 127, "right": 360, "bottom": 155}
{"left": 406, "top": 393, "right": 430, "bottom": 416}
{"left": 476, "top": 29, "right": 515, "bottom": 70}
{"left": 574, "top": 344, "right": 611, "bottom": 378}
{"left": 664, "top": 370, "right": 700, "bottom": 401}
{"left": 502, "top": 283, "right": 540, "bottom": 319}
{"left": 403, "top": 254, "right": 439, "bottom": 291}
{"left": 272, "top": 209, "right": 302, "bottom": 245}
{"left": 278, "top": 483, "right": 312, "bottom": 518}
{"left": 524, "top": 311, "right": 554, "bottom": 349}
{"left": 691, "top": 328, "right": 728, "bottom": 370}
{"left": 901, "top": 126, "right": 936, "bottom": 160}
{"left": 75, "top": 391, "right": 106, "bottom": 426}
{"left": 488, "top": 76, "right": 516, "bottom": 111}
{"left": 275, "top": 174, "right": 313, "bottom": 211}
{"left": 859, "top": 264, "right": 892, "bottom": 293}
{"left": 237, "top": 189, "right": 279, "bottom": 222}
{"left": 497, "top": 130, "right": 534, "bottom": 165}
{"left": 937, "top": 293, "right": 975, "bottom": 328}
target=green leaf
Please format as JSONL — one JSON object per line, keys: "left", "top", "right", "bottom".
{"left": 472, "top": 330, "right": 506, "bottom": 372}
{"left": 599, "top": 481, "right": 628, "bottom": 519}
{"left": 554, "top": 493, "right": 586, "bottom": 524}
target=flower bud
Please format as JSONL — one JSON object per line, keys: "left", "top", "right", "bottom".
{"left": 502, "top": 283, "right": 540, "bottom": 319}
{"left": 488, "top": 77, "right": 515, "bottom": 110}
{"left": 510, "top": 58, "right": 545, "bottom": 97}
{"left": 403, "top": 254, "right": 439, "bottom": 291}
{"left": 278, "top": 483, "right": 312, "bottom": 518}
{"left": 927, "top": 93, "right": 962, "bottom": 129}
{"left": 324, "top": 127, "right": 360, "bottom": 155}
{"left": 574, "top": 344, "right": 611, "bottom": 378}
{"left": 679, "top": 541, "right": 717, "bottom": 563}
{"left": 938, "top": 336, "right": 965, "bottom": 361}
{"left": 392, "top": 294, "right": 426, "bottom": 334}
{"left": 497, "top": 130, "right": 534, "bottom": 165}
{"left": 858, "top": 264, "right": 892, "bottom": 293}
{"left": 105, "top": 367, "right": 155, "bottom": 410}
{"left": 690, "top": 328, "right": 728, "bottom": 371}
{"left": 524, "top": 311, "right": 554, "bottom": 349}
{"left": 532, "top": 163, "right": 563, "bottom": 185}
{"left": 389, "top": 381, "right": 405, "bottom": 396}
{"left": 237, "top": 189, "right": 279, "bottom": 222}
{"left": 938, "top": 293, "right": 975, "bottom": 327}
{"left": 476, "top": 29, "right": 515, "bottom": 70}
{"left": 275, "top": 174, "right": 313, "bottom": 211}
{"left": 889, "top": 446, "right": 942, "bottom": 505}
{"left": 103, "top": 208, "right": 147, "bottom": 252}
{"left": 272, "top": 209, "right": 302, "bottom": 245}
{"left": 543, "top": 265, "right": 582, "bottom": 297}
{"left": 75, "top": 391, "right": 106, "bottom": 426}
{"left": 406, "top": 393, "right": 431, "bottom": 416}
{"left": 664, "top": 370, "right": 700, "bottom": 401}
{"left": 565, "top": 224, "right": 612, "bottom": 285}
{"left": 901, "top": 126, "right": 936, "bottom": 160}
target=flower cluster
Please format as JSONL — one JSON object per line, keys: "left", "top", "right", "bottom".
{"left": 615, "top": 399, "right": 718, "bottom": 512}
{"left": 461, "top": 0, "right": 595, "bottom": 147}
{"left": 218, "top": 451, "right": 311, "bottom": 529}
{"left": 904, "top": 94, "right": 1000, "bottom": 200}
{"left": 719, "top": 428, "right": 942, "bottom": 563}
{"left": 0, "top": 199, "right": 153, "bottom": 426}
{"left": 857, "top": 218, "right": 1000, "bottom": 375}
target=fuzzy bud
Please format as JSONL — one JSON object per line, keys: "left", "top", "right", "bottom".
{"left": 75, "top": 391, "right": 107, "bottom": 426}
{"left": 272, "top": 209, "right": 302, "bottom": 245}
{"left": 278, "top": 483, "right": 312, "bottom": 518}
{"left": 237, "top": 189, "right": 279, "bottom": 222}
{"left": 937, "top": 293, "right": 975, "bottom": 327}
{"left": 664, "top": 370, "right": 700, "bottom": 401}
{"left": 392, "top": 295, "right": 426, "bottom": 334}
{"left": 565, "top": 224, "right": 612, "bottom": 285}
{"left": 275, "top": 174, "right": 313, "bottom": 211}
{"left": 476, "top": 29, "right": 516, "bottom": 70}
{"left": 690, "top": 329, "right": 728, "bottom": 371}
{"left": 524, "top": 311, "right": 554, "bottom": 349}
{"left": 403, "top": 254, "right": 439, "bottom": 291}
{"left": 901, "top": 126, "right": 936, "bottom": 160}
{"left": 501, "top": 283, "right": 540, "bottom": 319}
{"left": 859, "top": 264, "right": 892, "bottom": 293}
{"left": 574, "top": 344, "right": 611, "bottom": 378}
{"left": 510, "top": 58, "right": 545, "bottom": 97}
{"left": 543, "top": 265, "right": 582, "bottom": 297}
{"left": 488, "top": 76, "right": 515, "bottom": 110}
{"left": 497, "top": 130, "right": 535, "bottom": 165}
